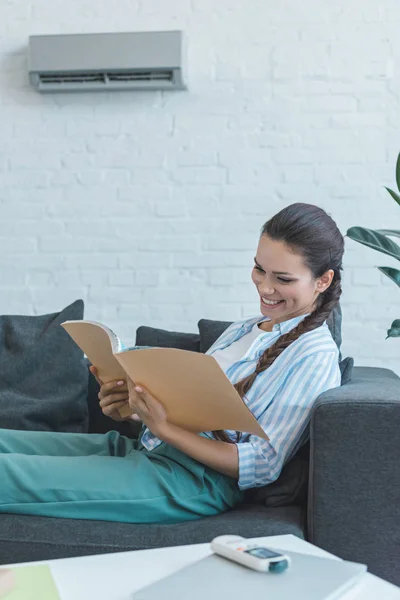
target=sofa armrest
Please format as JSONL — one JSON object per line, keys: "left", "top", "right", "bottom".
{"left": 307, "top": 366, "right": 400, "bottom": 585}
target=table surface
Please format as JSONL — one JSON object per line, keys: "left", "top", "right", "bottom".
{"left": 6, "top": 534, "right": 400, "bottom": 600}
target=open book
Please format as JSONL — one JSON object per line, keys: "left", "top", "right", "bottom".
{"left": 61, "top": 320, "right": 268, "bottom": 440}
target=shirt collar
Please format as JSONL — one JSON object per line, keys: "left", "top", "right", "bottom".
{"left": 244, "top": 313, "right": 310, "bottom": 335}
{"left": 274, "top": 313, "right": 310, "bottom": 334}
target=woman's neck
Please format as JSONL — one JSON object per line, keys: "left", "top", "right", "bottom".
{"left": 257, "top": 320, "right": 274, "bottom": 332}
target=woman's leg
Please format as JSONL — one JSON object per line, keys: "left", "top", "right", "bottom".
{"left": 0, "top": 427, "right": 137, "bottom": 458}
{"left": 0, "top": 429, "right": 242, "bottom": 524}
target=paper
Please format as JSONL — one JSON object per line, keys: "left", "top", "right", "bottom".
{"left": 115, "top": 347, "right": 268, "bottom": 440}
{"left": 0, "top": 565, "right": 60, "bottom": 600}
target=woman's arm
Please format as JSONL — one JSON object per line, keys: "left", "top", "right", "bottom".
{"left": 127, "top": 381, "right": 239, "bottom": 479}
{"left": 158, "top": 423, "right": 239, "bottom": 479}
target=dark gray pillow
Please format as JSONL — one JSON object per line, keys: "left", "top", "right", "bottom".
{"left": 244, "top": 457, "right": 308, "bottom": 508}
{"left": 0, "top": 299, "right": 89, "bottom": 432}
{"left": 327, "top": 304, "right": 342, "bottom": 361}
{"left": 339, "top": 356, "right": 354, "bottom": 385}
{"left": 197, "top": 319, "right": 233, "bottom": 353}
{"left": 136, "top": 326, "right": 200, "bottom": 352}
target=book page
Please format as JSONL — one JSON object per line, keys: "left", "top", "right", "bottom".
{"left": 61, "top": 321, "right": 126, "bottom": 383}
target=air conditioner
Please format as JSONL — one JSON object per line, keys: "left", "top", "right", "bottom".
{"left": 28, "top": 30, "right": 186, "bottom": 93}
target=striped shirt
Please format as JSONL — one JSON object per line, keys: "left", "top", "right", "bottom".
{"left": 141, "top": 313, "right": 341, "bottom": 491}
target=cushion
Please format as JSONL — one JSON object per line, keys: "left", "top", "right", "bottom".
{"left": 198, "top": 319, "right": 233, "bottom": 353}
{"left": 0, "top": 299, "right": 88, "bottom": 433}
{"left": 136, "top": 326, "right": 200, "bottom": 352}
{"left": 327, "top": 304, "right": 342, "bottom": 360}
{"left": 244, "top": 456, "right": 309, "bottom": 508}
{"left": 339, "top": 356, "right": 354, "bottom": 385}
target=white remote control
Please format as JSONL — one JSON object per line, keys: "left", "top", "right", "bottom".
{"left": 210, "top": 535, "right": 291, "bottom": 573}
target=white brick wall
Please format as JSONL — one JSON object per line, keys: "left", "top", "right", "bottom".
{"left": 0, "top": 0, "right": 399, "bottom": 374}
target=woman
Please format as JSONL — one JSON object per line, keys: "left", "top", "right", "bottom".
{"left": 0, "top": 203, "right": 343, "bottom": 524}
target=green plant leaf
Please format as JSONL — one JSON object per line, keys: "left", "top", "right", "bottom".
{"left": 378, "top": 267, "right": 400, "bottom": 288}
{"left": 385, "top": 187, "right": 400, "bottom": 207}
{"left": 387, "top": 319, "right": 400, "bottom": 338}
{"left": 377, "top": 229, "right": 400, "bottom": 239}
{"left": 346, "top": 226, "right": 400, "bottom": 261}
{"left": 396, "top": 153, "right": 400, "bottom": 192}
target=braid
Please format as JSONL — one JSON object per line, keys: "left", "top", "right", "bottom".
{"left": 212, "top": 272, "right": 342, "bottom": 444}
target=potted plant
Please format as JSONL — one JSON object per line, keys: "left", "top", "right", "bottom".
{"left": 347, "top": 154, "right": 400, "bottom": 339}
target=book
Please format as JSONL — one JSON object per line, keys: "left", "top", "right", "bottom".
{"left": 0, "top": 569, "right": 14, "bottom": 598}
{"left": 131, "top": 550, "right": 367, "bottom": 600}
{"left": 0, "top": 565, "right": 60, "bottom": 600}
{"left": 61, "top": 320, "right": 268, "bottom": 440}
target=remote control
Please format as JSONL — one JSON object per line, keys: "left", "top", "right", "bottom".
{"left": 210, "top": 535, "right": 291, "bottom": 573}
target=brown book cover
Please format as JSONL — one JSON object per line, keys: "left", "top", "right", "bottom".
{"left": 61, "top": 320, "right": 268, "bottom": 441}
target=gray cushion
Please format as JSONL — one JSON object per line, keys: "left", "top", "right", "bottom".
{"left": 245, "top": 457, "right": 308, "bottom": 508}
{"left": 0, "top": 299, "right": 88, "bottom": 433}
{"left": 339, "top": 356, "right": 354, "bottom": 385}
{"left": 198, "top": 319, "right": 233, "bottom": 353}
{"left": 0, "top": 506, "right": 304, "bottom": 564}
{"left": 136, "top": 326, "right": 200, "bottom": 352}
{"left": 326, "top": 304, "right": 342, "bottom": 360}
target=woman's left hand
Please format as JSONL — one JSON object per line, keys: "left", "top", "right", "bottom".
{"left": 127, "top": 378, "right": 168, "bottom": 438}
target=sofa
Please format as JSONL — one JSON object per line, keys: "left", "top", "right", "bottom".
{"left": 0, "top": 301, "right": 399, "bottom": 586}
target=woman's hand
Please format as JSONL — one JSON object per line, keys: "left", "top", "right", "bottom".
{"left": 126, "top": 377, "right": 239, "bottom": 478}
{"left": 127, "top": 378, "right": 168, "bottom": 438}
{"left": 89, "top": 366, "right": 140, "bottom": 423}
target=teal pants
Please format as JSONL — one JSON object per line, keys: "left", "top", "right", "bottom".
{"left": 0, "top": 428, "right": 242, "bottom": 524}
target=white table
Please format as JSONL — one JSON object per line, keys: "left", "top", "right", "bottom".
{"left": 6, "top": 534, "right": 400, "bottom": 600}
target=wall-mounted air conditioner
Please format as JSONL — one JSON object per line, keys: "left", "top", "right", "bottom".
{"left": 28, "top": 30, "right": 186, "bottom": 93}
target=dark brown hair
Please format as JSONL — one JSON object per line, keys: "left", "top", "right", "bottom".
{"left": 213, "top": 203, "right": 344, "bottom": 444}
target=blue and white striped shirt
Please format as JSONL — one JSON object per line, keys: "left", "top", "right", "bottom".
{"left": 141, "top": 313, "right": 341, "bottom": 491}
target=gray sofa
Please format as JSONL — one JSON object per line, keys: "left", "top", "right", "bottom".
{"left": 0, "top": 316, "right": 399, "bottom": 587}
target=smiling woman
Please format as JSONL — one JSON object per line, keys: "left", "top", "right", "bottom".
{"left": 0, "top": 203, "right": 345, "bottom": 525}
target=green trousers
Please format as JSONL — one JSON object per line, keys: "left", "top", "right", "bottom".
{"left": 0, "top": 428, "right": 242, "bottom": 524}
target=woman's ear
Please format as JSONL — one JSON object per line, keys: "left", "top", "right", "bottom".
{"left": 317, "top": 269, "right": 334, "bottom": 293}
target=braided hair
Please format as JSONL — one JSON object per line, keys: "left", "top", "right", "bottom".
{"left": 213, "top": 203, "right": 344, "bottom": 444}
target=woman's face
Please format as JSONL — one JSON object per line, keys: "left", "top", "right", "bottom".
{"left": 251, "top": 234, "right": 333, "bottom": 324}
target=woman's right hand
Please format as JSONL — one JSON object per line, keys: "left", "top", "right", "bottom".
{"left": 89, "top": 366, "right": 137, "bottom": 422}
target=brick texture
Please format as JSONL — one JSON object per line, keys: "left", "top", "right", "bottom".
{"left": 0, "top": 0, "right": 399, "bottom": 374}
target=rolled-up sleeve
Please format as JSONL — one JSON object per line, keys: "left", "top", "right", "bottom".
{"left": 236, "top": 351, "right": 340, "bottom": 490}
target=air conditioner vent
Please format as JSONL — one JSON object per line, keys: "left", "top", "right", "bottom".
{"left": 39, "top": 73, "right": 106, "bottom": 85}
{"left": 38, "top": 70, "right": 175, "bottom": 87}
{"left": 107, "top": 70, "right": 173, "bottom": 82}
